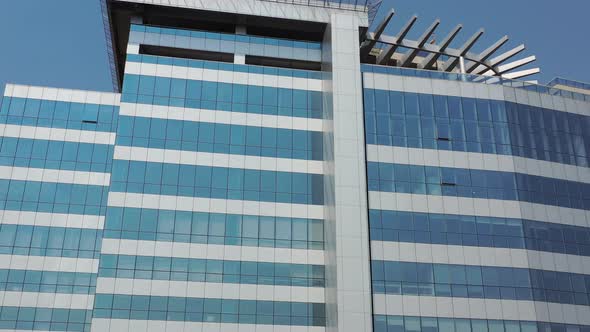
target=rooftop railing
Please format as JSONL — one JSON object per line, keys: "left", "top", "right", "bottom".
{"left": 362, "top": 64, "right": 590, "bottom": 103}
{"left": 549, "top": 77, "right": 590, "bottom": 93}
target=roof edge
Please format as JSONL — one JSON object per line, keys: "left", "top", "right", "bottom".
{"left": 100, "top": 0, "right": 121, "bottom": 93}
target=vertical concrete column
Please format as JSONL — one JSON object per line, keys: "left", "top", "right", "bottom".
{"left": 322, "top": 12, "right": 373, "bottom": 332}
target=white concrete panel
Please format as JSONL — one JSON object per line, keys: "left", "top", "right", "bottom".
{"left": 0, "top": 210, "right": 104, "bottom": 229}
{"left": 114, "top": 146, "right": 324, "bottom": 175}
{"left": 372, "top": 294, "right": 590, "bottom": 324}
{"left": 107, "top": 192, "right": 324, "bottom": 220}
{"left": 0, "top": 255, "right": 98, "bottom": 273}
{"left": 0, "top": 165, "right": 111, "bottom": 186}
{"left": 100, "top": 239, "right": 324, "bottom": 265}
{"left": 0, "top": 124, "right": 115, "bottom": 145}
{"left": 4, "top": 84, "right": 120, "bottom": 106}
{"left": 0, "top": 291, "right": 94, "bottom": 310}
{"left": 119, "top": 102, "right": 324, "bottom": 132}
{"left": 125, "top": 62, "right": 322, "bottom": 92}
{"left": 322, "top": 12, "right": 373, "bottom": 332}
{"left": 91, "top": 319, "right": 326, "bottom": 332}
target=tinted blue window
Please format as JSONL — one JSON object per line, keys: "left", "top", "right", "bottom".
{"left": 123, "top": 72, "right": 322, "bottom": 119}
{"left": 372, "top": 259, "right": 590, "bottom": 305}
{"left": 364, "top": 89, "right": 590, "bottom": 168}
{"left": 99, "top": 254, "right": 324, "bottom": 287}
{"left": 117, "top": 115, "right": 322, "bottom": 161}
{"left": 367, "top": 162, "right": 590, "bottom": 210}
{"left": 111, "top": 161, "right": 323, "bottom": 205}
{"left": 104, "top": 207, "right": 324, "bottom": 250}
{"left": 370, "top": 208, "right": 590, "bottom": 277}
{"left": 0, "top": 97, "right": 118, "bottom": 132}
{"left": 93, "top": 294, "right": 325, "bottom": 326}
{"left": 0, "top": 307, "right": 91, "bottom": 331}
{"left": 0, "top": 179, "right": 107, "bottom": 216}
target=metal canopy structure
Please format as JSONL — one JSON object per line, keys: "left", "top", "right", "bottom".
{"left": 361, "top": 10, "right": 540, "bottom": 80}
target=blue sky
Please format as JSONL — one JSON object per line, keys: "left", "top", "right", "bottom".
{"left": 0, "top": 0, "right": 588, "bottom": 93}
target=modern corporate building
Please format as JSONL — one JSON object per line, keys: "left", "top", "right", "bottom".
{"left": 1, "top": 0, "right": 590, "bottom": 331}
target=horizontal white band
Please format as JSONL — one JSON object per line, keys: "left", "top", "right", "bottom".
{"left": 125, "top": 62, "right": 322, "bottom": 92}
{"left": 100, "top": 239, "right": 324, "bottom": 266}
{"left": 114, "top": 146, "right": 324, "bottom": 175}
{"left": 109, "top": 0, "right": 368, "bottom": 23}
{"left": 119, "top": 102, "right": 324, "bottom": 132}
{"left": 363, "top": 72, "right": 588, "bottom": 117}
{"left": 0, "top": 123, "right": 116, "bottom": 145}
{"left": 0, "top": 255, "right": 98, "bottom": 274}
{"left": 0, "top": 165, "right": 111, "bottom": 186}
{"left": 96, "top": 278, "right": 324, "bottom": 303}
{"left": 367, "top": 144, "right": 590, "bottom": 184}
{"left": 90, "top": 319, "right": 325, "bottom": 332}
{"left": 0, "top": 330, "right": 53, "bottom": 332}
{"left": 107, "top": 192, "right": 325, "bottom": 220}
{"left": 368, "top": 191, "right": 590, "bottom": 228}
{"left": 371, "top": 240, "right": 590, "bottom": 275}
{"left": 4, "top": 84, "right": 120, "bottom": 106}
{"left": 373, "top": 294, "right": 589, "bottom": 325}
{"left": 0, "top": 291, "right": 94, "bottom": 310}
{"left": 0, "top": 210, "right": 104, "bottom": 229}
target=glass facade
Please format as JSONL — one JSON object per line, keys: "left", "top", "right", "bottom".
{"left": 364, "top": 89, "right": 590, "bottom": 167}
{"left": 2, "top": 1, "right": 590, "bottom": 331}
{"left": 94, "top": 23, "right": 326, "bottom": 331}
{"left": 363, "top": 64, "right": 590, "bottom": 332}
{"left": 369, "top": 210, "right": 590, "bottom": 256}
{"left": 93, "top": 295, "right": 326, "bottom": 326}
{"left": 129, "top": 24, "right": 322, "bottom": 51}
{"left": 0, "top": 307, "right": 92, "bottom": 332}
{"left": 98, "top": 254, "right": 325, "bottom": 287}
{"left": 373, "top": 315, "right": 590, "bottom": 332}
{"left": 116, "top": 115, "right": 324, "bottom": 160}
{"left": 0, "top": 19, "right": 327, "bottom": 329}
{"left": 104, "top": 207, "right": 324, "bottom": 249}
{"left": 372, "top": 260, "right": 590, "bottom": 305}
{"left": 121, "top": 71, "right": 324, "bottom": 119}
{"left": 367, "top": 162, "right": 590, "bottom": 209}
{"left": 0, "top": 92, "right": 118, "bottom": 331}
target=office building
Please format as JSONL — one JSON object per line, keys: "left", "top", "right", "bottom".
{"left": 0, "top": 0, "right": 589, "bottom": 331}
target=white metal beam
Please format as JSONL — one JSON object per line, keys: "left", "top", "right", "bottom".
{"left": 442, "top": 28, "right": 484, "bottom": 72}
{"left": 400, "top": 19, "right": 440, "bottom": 67}
{"left": 497, "top": 55, "right": 536, "bottom": 74}
{"left": 360, "top": 9, "right": 395, "bottom": 59}
{"left": 377, "top": 15, "right": 418, "bottom": 65}
{"left": 473, "top": 44, "right": 526, "bottom": 75}
{"left": 502, "top": 67, "right": 541, "bottom": 79}
{"left": 466, "top": 35, "right": 509, "bottom": 73}
{"left": 419, "top": 24, "right": 462, "bottom": 69}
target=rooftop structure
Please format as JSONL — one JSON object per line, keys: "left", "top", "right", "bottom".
{"left": 549, "top": 77, "right": 590, "bottom": 95}
{"left": 1, "top": 2, "right": 590, "bottom": 332}
{"left": 361, "top": 10, "right": 540, "bottom": 80}
{"left": 101, "top": 0, "right": 381, "bottom": 92}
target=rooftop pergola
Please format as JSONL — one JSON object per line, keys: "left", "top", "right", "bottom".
{"left": 361, "top": 10, "right": 540, "bottom": 80}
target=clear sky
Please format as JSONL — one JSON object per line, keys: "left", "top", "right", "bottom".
{"left": 0, "top": 0, "right": 588, "bottom": 93}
